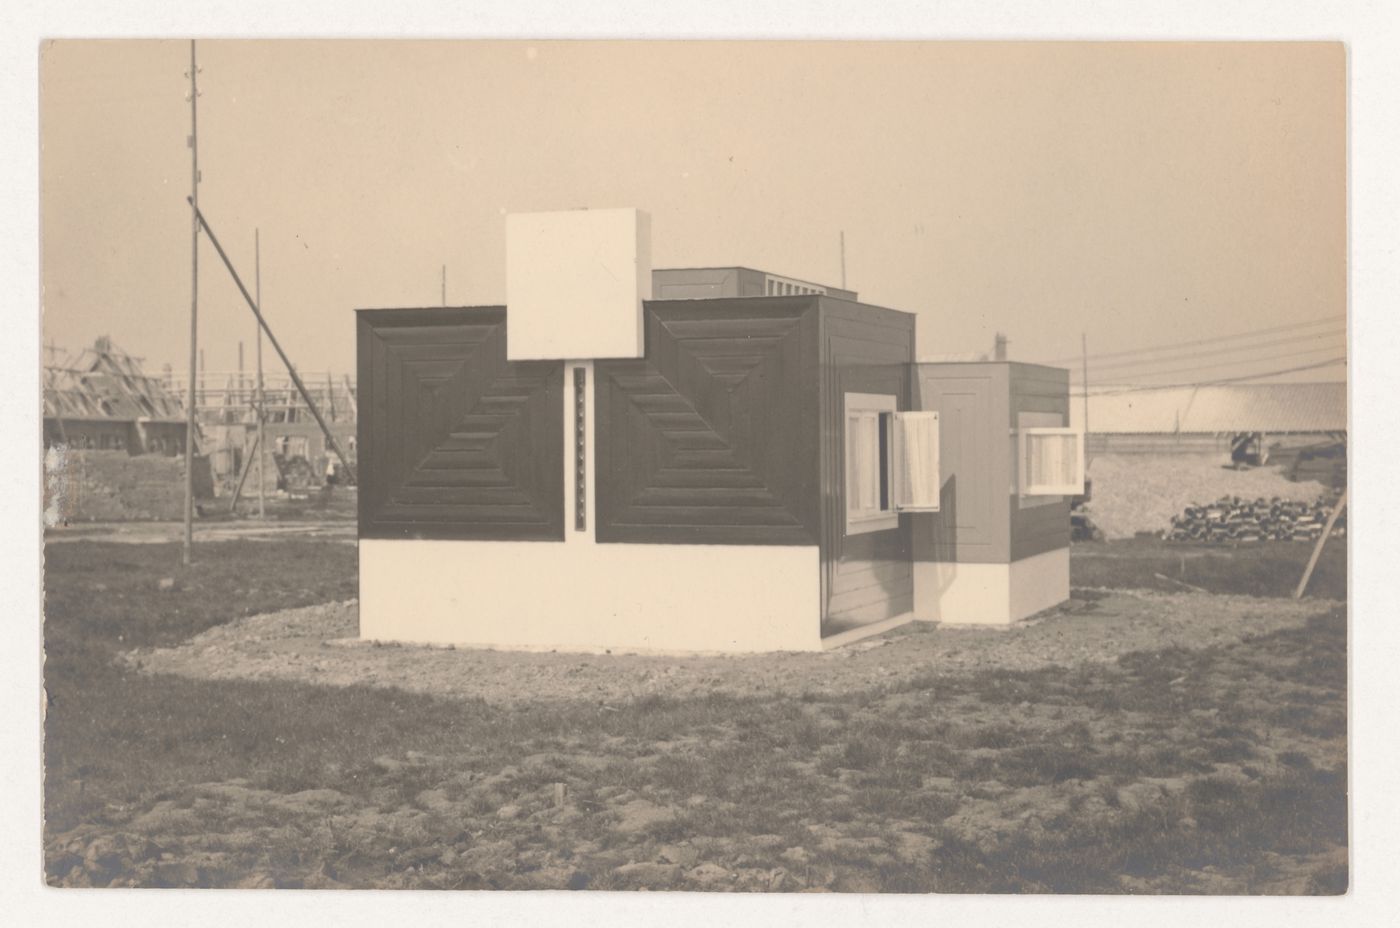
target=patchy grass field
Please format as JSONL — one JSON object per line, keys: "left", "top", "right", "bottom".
{"left": 1072, "top": 537, "right": 1347, "bottom": 600}
{"left": 43, "top": 540, "right": 1346, "bottom": 893}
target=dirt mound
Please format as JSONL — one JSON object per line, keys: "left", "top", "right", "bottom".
{"left": 1084, "top": 454, "right": 1329, "bottom": 540}
{"left": 125, "top": 592, "right": 1330, "bottom": 705}
{"left": 44, "top": 447, "right": 214, "bottom": 523}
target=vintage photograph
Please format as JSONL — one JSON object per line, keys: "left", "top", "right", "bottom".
{"left": 39, "top": 39, "right": 1347, "bottom": 893}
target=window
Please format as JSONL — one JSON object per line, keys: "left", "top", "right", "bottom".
{"left": 891, "top": 410, "right": 941, "bottom": 511}
{"left": 1019, "top": 426, "right": 1085, "bottom": 497}
{"left": 845, "top": 394, "right": 941, "bottom": 535}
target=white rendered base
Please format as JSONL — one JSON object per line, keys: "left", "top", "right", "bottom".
{"left": 359, "top": 538, "right": 822, "bottom": 654}
{"left": 912, "top": 547, "right": 1070, "bottom": 626}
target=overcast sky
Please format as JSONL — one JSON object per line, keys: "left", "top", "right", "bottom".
{"left": 40, "top": 40, "right": 1345, "bottom": 383}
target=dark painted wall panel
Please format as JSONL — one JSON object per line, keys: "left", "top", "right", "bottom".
{"left": 1009, "top": 363, "right": 1072, "bottom": 560}
{"left": 357, "top": 307, "right": 564, "bottom": 541}
{"left": 594, "top": 298, "right": 821, "bottom": 545}
{"left": 818, "top": 299, "right": 917, "bottom": 625}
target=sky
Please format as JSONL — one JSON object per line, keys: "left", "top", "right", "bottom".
{"left": 39, "top": 40, "right": 1346, "bottom": 384}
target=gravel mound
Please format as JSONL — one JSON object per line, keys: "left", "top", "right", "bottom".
{"left": 1084, "top": 454, "right": 1328, "bottom": 540}
{"left": 124, "top": 592, "right": 1332, "bottom": 705}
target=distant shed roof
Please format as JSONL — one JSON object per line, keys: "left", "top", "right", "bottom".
{"left": 1070, "top": 382, "right": 1346, "bottom": 435}
{"left": 44, "top": 337, "right": 187, "bottom": 423}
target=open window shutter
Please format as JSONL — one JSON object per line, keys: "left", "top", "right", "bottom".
{"left": 1020, "top": 428, "right": 1085, "bottom": 496}
{"left": 892, "top": 411, "right": 940, "bottom": 511}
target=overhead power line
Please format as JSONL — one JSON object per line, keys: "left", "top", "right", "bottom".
{"left": 1040, "top": 314, "right": 1345, "bottom": 366}
{"left": 1072, "top": 343, "right": 1349, "bottom": 384}
{"left": 1078, "top": 356, "right": 1347, "bottom": 396}
{"left": 1083, "top": 330, "right": 1348, "bottom": 375}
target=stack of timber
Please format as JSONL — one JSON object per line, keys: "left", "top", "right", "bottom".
{"left": 1165, "top": 495, "right": 1345, "bottom": 544}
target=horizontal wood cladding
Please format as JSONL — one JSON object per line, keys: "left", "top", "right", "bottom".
{"left": 818, "top": 300, "right": 916, "bottom": 624}
{"left": 594, "top": 299, "right": 821, "bottom": 545}
{"left": 358, "top": 307, "right": 564, "bottom": 541}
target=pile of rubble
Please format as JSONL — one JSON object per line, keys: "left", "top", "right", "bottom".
{"left": 1079, "top": 454, "right": 1332, "bottom": 541}
{"left": 44, "top": 448, "right": 214, "bottom": 523}
{"left": 1165, "top": 496, "right": 1344, "bottom": 544}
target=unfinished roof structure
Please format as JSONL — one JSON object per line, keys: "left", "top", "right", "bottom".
{"left": 45, "top": 337, "right": 186, "bottom": 423}
{"left": 43, "top": 337, "right": 191, "bottom": 454}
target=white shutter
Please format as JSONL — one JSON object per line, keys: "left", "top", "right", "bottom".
{"left": 1020, "top": 427, "right": 1085, "bottom": 496}
{"left": 892, "top": 411, "right": 940, "bottom": 512}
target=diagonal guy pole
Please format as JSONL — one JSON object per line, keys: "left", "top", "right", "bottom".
{"left": 186, "top": 197, "right": 357, "bottom": 484}
{"left": 1294, "top": 486, "right": 1346, "bottom": 599}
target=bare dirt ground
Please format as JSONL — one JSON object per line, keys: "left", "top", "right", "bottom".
{"left": 44, "top": 540, "right": 1347, "bottom": 894}
{"left": 44, "top": 519, "right": 357, "bottom": 545}
{"left": 125, "top": 591, "right": 1328, "bottom": 704}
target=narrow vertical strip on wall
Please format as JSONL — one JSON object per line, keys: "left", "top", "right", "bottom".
{"left": 575, "top": 365, "right": 587, "bottom": 531}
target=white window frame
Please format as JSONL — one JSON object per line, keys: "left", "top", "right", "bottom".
{"left": 844, "top": 393, "right": 898, "bottom": 535}
{"left": 1018, "top": 426, "right": 1085, "bottom": 497}
{"left": 890, "top": 410, "right": 941, "bottom": 512}
{"left": 844, "top": 396, "right": 942, "bottom": 535}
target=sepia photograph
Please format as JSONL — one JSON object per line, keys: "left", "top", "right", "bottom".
{"left": 15, "top": 8, "right": 1389, "bottom": 918}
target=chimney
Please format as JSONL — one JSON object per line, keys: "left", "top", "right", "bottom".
{"left": 993, "top": 332, "right": 1008, "bottom": 362}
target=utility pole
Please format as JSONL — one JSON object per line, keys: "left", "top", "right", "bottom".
{"left": 441, "top": 265, "right": 447, "bottom": 307}
{"left": 182, "top": 39, "right": 200, "bottom": 566}
{"left": 255, "top": 228, "right": 266, "bottom": 519}
{"left": 1081, "top": 332, "right": 1090, "bottom": 450}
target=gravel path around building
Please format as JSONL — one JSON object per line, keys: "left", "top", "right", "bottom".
{"left": 123, "top": 590, "right": 1333, "bottom": 704}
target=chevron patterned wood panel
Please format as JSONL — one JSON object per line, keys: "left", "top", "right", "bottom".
{"left": 595, "top": 300, "right": 821, "bottom": 545}
{"left": 358, "top": 307, "right": 564, "bottom": 540}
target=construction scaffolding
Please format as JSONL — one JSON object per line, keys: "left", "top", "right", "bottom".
{"left": 163, "top": 368, "right": 357, "bottom": 496}
{"left": 163, "top": 369, "right": 356, "bottom": 429}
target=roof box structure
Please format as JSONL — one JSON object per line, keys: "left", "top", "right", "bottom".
{"left": 505, "top": 208, "right": 652, "bottom": 361}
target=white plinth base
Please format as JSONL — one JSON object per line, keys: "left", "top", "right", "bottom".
{"left": 359, "top": 538, "right": 822, "bottom": 654}
{"left": 912, "top": 547, "right": 1070, "bottom": 625}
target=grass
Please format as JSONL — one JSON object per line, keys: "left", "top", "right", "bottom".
{"left": 1071, "top": 537, "right": 1347, "bottom": 600}
{"left": 43, "top": 539, "right": 1347, "bottom": 892}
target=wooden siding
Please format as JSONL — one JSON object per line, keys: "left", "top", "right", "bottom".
{"left": 1008, "top": 363, "right": 1072, "bottom": 560}
{"left": 594, "top": 298, "right": 821, "bottom": 545}
{"left": 913, "top": 364, "right": 1011, "bottom": 564}
{"left": 357, "top": 307, "right": 565, "bottom": 541}
{"left": 818, "top": 299, "right": 916, "bottom": 627}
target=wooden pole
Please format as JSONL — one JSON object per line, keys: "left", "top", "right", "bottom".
{"left": 1081, "top": 332, "right": 1090, "bottom": 465}
{"left": 182, "top": 39, "right": 199, "bottom": 566}
{"left": 1294, "top": 487, "right": 1347, "bottom": 599}
{"left": 228, "top": 431, "right": 260, "bottom": 513}
{"left": 186, "top": 198, "right": 357, "bottom": 484}
{"left": 255, "top": 228, "right": 266, "bottom": 519}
